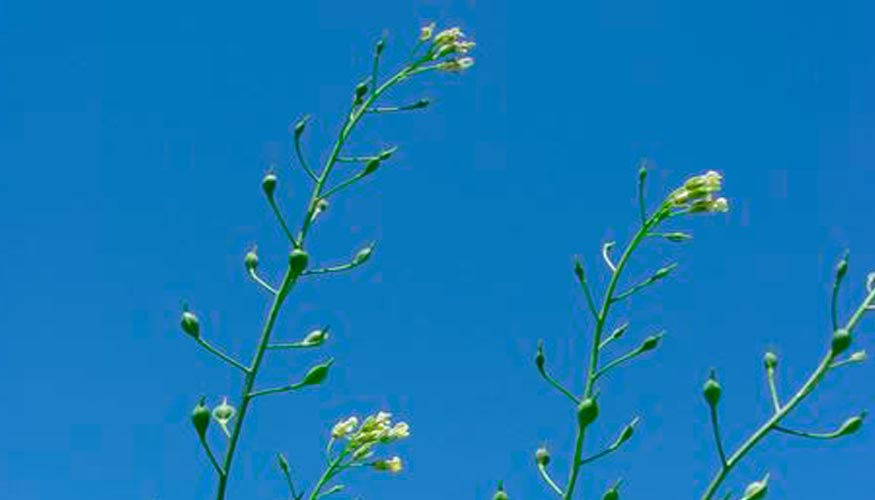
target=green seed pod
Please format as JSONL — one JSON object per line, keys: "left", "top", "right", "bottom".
{"left": 652, "top": 265, "right": 675, "bottom": 281}
{"left": 293, "top": 116, "right": 309, "bottom": 138}
{"left": 353, "top": 244, "right": 374, "bottom": 265}
{"left": 492, "top": 483, "right": 508, "bottom": 500}
{"left": 663, "top": 232, "right": 693, "bottom": 243}
{"left": 212, "top": 397, "right": 236, "bottom": 427}
{"left": 573, "top": 258, "right": 585, "bottom": 283}
{"left": 836, "top": 251, "right": 849, "bottom": 282}
{"left": 262, "top": 172, "right": 278, "bottom": 198}
{"left": 244, "top": 248, "right": 258, "bottom": 272}
{"left": 638, "top": 162, "right": 647, "bottom": 183}
{"left": 301, "top": 360, "right": 333, "bottom": 386}
{"left": 375, "top": 38, "right": 385, "bottom": 55}
{"left": 602, "top": 487, "right": 620, "bottom": 500}
{"left": 535, "top": 446, "right": 550, "bottom": 466}
{"left": 535, "top": 341, "right": 546, "bottom": 374}
{"left": 577, "top": 397, "right": 600, "bottom": 428}
{"left": 180, "top": 310, "right": 200, "bottom": 339}
{"left": 277, "top": 452, "right": 290, "bottom": 473}
{"left": 831, "top": 329, "right": 852, "bottom": 356}
{"left": 613, "top": 418, "right": 638, "bottom": 447}
{"left": 288, "top": 248, "right": 309, "bottom": 275}
{"left": 354, "top": 82, "right": 368, "bottom": 103}
{"left": 191, "top": 397, "right": 211, "bottom": 439}
{"left": 763, "top": 351, "right": 778, "bottom": 370}
{"left": 741, "top": 474, "right": 769, "bottom": 500}
{"left": 703, "top": 371, "right": 722, "bottom": 407}
{"left": 411, "top": 98, "right": 430, "bottom": 109}
{"left": 302, "top": 326, "right": 329, "bottom": 346}
{"left": 836, "top": 413, "right": 866, "bottom": 437}
{"left": 640, "top": 335, "right": 661, "bottom": 352}
{"left": 363, "top": 158, "right": 380, "bottom": 175}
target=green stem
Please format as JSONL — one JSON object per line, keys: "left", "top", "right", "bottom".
{"left": 308, "top": 453, "right": 347, "bottom": 500}
{"left": 699, "top": 285, "right": 875, "bottom": 500}
{"left": 563, "top": 210, "right": 664, "bottom": 500}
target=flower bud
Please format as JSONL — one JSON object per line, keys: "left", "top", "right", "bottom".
{"left": 741, "top": 474, "right": 769, "bottom": 500}
{"left": 375, "top": 38, "right": 385, "bottom": 55}
{"left": 289, "top": 248, "right": 309, "bottom": 275}
{"left": 831, "top": 328, "right": 852, "bottom": 356}
{"left": 652, "top": 265, "right": 676, "bottom": 281}
{"left": 836, "top": 251, "right": 849, "bottom": 282}
{"left": 703, "top": 370, "right": 722, "bottom": 407}
{"left": 836, "top": 413, "right": 866, "bottom": 437}
{"left": 180, "top": 310, "right": 200, "bottom": 340}
{"left": 262, "top": 172, "right": 278, "bottom": 198}
{"left": 638, "top": 162, "right": 647, "bottom": 183}
{"left": 191, "top": 397, "right": 210, "bottom": 439}
{"left": 293, "top": 116, "right": 309, "bottom": 139}
{"left": 277, "top": 453, "right": 290, "bottom": 473}
{"left": 602, "top": 487, "right": 620, "bottom": 500}
{"left": 535, "top": 446, "right": 550, "bottom": 466}
{"left": 663, "top": 232, "right": 693, "bottom": 243}
{"left": 353, "top": 244, "right": 375, "bottom": 265}
{"left": 612, "top": 417, "right": 639, "bottom": 448}
{"left": 492, "top": 483, "right": 508, "bottom": 500}
{"left": 573, "top": 257, "right": 585, "bottom": 283}
{"left": 411, "top": 98, "right": 430, "bottom": 109}
{"left": 302, "top": 327, "right": 329, "bottom": 346}
{"left": 301, "top": 360, "right": 333, "bottom": 386}
{"left": 535, "top": 341, "right": 546, "bottom": 374}
{"left": 763, "top": 351, "right": 778, "bottom": 371}
{"left": 244, "top": 248, "right": 259, "bottom": 272}
{"left": 639, "top": 335, "right": 661, "bottom": 353}
{"left": 849, "top": 350, "right": 867, "bottom": 363}
{"left": 577, "top": 397, "right": 599, "bottom": 428}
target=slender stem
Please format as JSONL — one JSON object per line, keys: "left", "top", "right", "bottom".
{"left": 197, "top": 338, "right": 249, "bottom": 374}
{"left": 766, "top": 368, "right": 782, "bottom": 412}
{"left": 563, "top": 210, "right": 665, "bottom": 500}
{"left": 709, "top": 405, "right": 728, "bottom": 467}
{"left": 538, "top": 463, "right": 565, "bottom": 497}
{"left": 293, "top": 116, "right": 318, "bottom": 182}
{"left": 321, "top": 173, "right": 367, "bottom": 199}
{"left": 248, "top": 270, "right": 279, "bottom": 295}
{"left": 269, "top": 198, "right": 297, "bottom": 244}
{"left": 249, "top": 382, "right": 304, "bottom": 398}
{"left": 699, "top": 286, "right": 875, "bottom": 500}
{"left": 593, "top": 341, "right": 654, "bottom": 380}
{"left": 199, "top": 436, "right": 225, "bottom": 476}
{"left": 308, "top": 453, "right": 347, "bottom": 500}
{"left": 538, "top": 366, "right": 581, "bottom": 404}
{"left": 773, "top": 426, "right": 843, "bottom": 440}
{"left": 215, "top": 268, "right": 299, "bottom": 500}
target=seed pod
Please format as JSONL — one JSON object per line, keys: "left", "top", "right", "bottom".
{"left": 363, "top": 158, "right": 380, "bottom": 176}
{"left": 613, "top": 418, "right": 638, "bottom": 447}
{"left": 411, "top": 98, "right": 430, "bottom": 109}
{"left": 638, "top": 162, "right": 648, "bottom": 183}
{"left": 741, "top": 474, "right": 769, "bottom": 500}
{"left": 244, "top": 248, "right": 259, "bottom": 272}
{"left": 191, "top": 398, "right": 211, "bottom": 439}
{"left": 652, "top": 265, "right": 675, "bottom": 281}
{"left": 602, "top": 487, "right": 620, "bottom": 500}
{"left": 577, "top": 397, "right": 599, "bottom": 428}
{"left": 836, "top": 413, "right": 866, "bottom": 437}
{"left": 302, "top": 327, "right": 329, "bottom": 346}
{"left": 375, "top": 38, "right": 385, "bottom": 55}
{"left": 831, "top": 329, "right": 852, "bottom": 356}
{"left": 294, "top": 116, "right": 309, "bottom": 139}
{"left": 535, "top": 446, "right": 550, "bottom": 466}
{"left": 573, "top": 258, "right": 585, "bottom": 283}
{"left": 640, "top": 335, "right": 661, "bottom": 352}
{"left": 301, "top": 360, "right": 333, "bottom": 386}
{"left": 180, "top": 310, "right": 200, "bottom": 339}
{"left": 492, "top": 483, "right": 508, "bottom": 500}
{"left": 353, "top": 244, "right": 374, "bottom": 265}
{"left": 354, "top": 82, "right": 368, "bottom": 103}
{"left": 763, "top": 351, "right": 778, "bottom": 370}
{"left": 703, "top": 371, "right": 722, "bottom": 407}
{"left": 289, "top": 248, "right": 309, "bottom": 275}
{"left": 535, "top": 341, "right": 546, "bottom": 374}
{"left": 277, "top": 453, "right": 290, "bottom": 473}
{"left": 663, "top": 232, "right": 693, "bottom": 243}
{"left": 836, "top": 251, "right": 849, "bottom": 283}
{"left": 212, "top": 397, "right": 236, "bottom": 428}
{"left": 262, "top": 172, "right": 278, "bottom": 198}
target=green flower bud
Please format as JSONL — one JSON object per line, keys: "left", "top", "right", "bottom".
{"left": 244, "top": 248, "right": 259, "bottom": 272}
{"left": 602, "top": 487, "right": 620, "bottom": 500}
{"left": 375, "top": 38, "right": 385, "bottom": 55}
{"left": 741, "top": 474, "right": 769, "bottom": 500}
{"left": 191, "top": 397, "right": 211, "bottom": 439}
{"left": 577, "top": 397, "right": 599, "bottom": 428}
{"left": 638, "top": 162, "right": 648, "bottom": 183}
{"left": 302, "top": 326, "right": 330, "bottom": 346}
{"left": 836, "top": 413, "right": 866, "bottom": 437}
{"left": 663, "top": 232, "right": 693, "bottom": 243}
{"left": 612, "top": 417, "right": 639, "bottom": 447}
{"left": 535, "top": 341, "right": 546, "bottom": 374}
{"left": 831, "top": 329, "right": 852, "bottom": 356}
{"left": 640, "top": 335, "right": 661, "bottom": 353}
{"left": 763, "top": 351, "right": 778, "bottom": 370}
{"left": 180, "top": 310, "right": 200, "bottom": 339}
{"left": 289, "top": 248, "right": 309, "bottom": 275}
{"left": 573, "top": 258, "right": 585, "bottom": 283}
{"left": 277, "top": 452, "right": 290, "bottom": 473}
{"left": 411, "top": 98, "right": 430, "bottom": 109}
{"left": 836, "top": 251, "right": 849, "bottom": 282}
{"left": 652, "top": 264, "right": 676, "bottom": 281}
{"left": 301, "top": 360, "right": 333, "bottom": 386}
{"left": 609, "top": 323, "right": 630, "bottom": 341}
{"left": 492, "top": 483, "right": 508, "bottom": 500}
{"left": 353, "top": 244, "right": 375, "bottom": 265}
{"left": 703, "top": 370, "right": 722, "bottom": 407}
{"left": 535, "top": 446, "right": 550, "bottom": 466}
{"left": 262, "top": 172, "right": 278, "bottom": 198}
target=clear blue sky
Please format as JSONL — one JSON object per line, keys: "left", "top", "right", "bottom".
{"left": 2, "top": 0, "right": 874, "bottom": 499}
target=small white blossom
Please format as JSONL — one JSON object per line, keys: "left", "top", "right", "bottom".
{"left": 373, "top": 456, "right": 403, "bottom": 473}
{"left": 331, "top": 416, "right": 358, "bottom": 438}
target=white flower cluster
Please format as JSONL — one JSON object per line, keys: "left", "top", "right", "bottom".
{"left": 419, "top": 23, "right": 476, "bottom": 72}
{"left": 330, "top": 412, "right": 410, "bottom": 473}
{"left": 667, "top": 170, "right": 729, "bottom": 214}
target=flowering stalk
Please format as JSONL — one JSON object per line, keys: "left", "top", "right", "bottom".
{"left": 533, "top": 168, "right": 729, "bottom": 500}
{"left": 699, "top": 251, "right": 874, "bottom": 500}
{"left": 175, "top": 24, "right": 475, "bottom": 500}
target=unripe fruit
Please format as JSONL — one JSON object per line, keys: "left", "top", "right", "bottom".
{"left": 703, "top": 371, "right": 722, "bottom": 407}
{"left": 289, "top": 248, "right": 309, "bottom": 275}
{"left": 302, "top": 327, "right": 330, "bottom": 346}
{"left": 602, "top": 487, "right": 620, "bottom": 500}
{"left": 831, "top": 329, "right": 852, "bottom": 356}
{"left": 640, "top": 335, "right": 661, "bottom": 352}
{"left": 301, "top": 360, "right": 333, "bottom": 386}
{"left": 244, "top": 249, "right": 258, "bottom": 272}
{"left": 277, "top": 453, "right": 290, "bottom": 473}
{"left": 191, "top": 398, "right": 210, "bottom": 439}
{"left": 836, "top": 413, "right": 866, "bottom": 437}
{"left": 535, "top": 341, "right": 546, "bottom": 374}
{"left": 763, "top": 351, "right": 778, "bottom": 370}
{"left": 535, "top": 446, "right": 550, "bottom": 466}
{"left": 262, "top": 172, "right": 278, "bottom": 198}
{"left": 577, "top": 397, "right": 599, "bottom": 428}
{"left": 181, "top": 310, "right": 200, "bottom": 339}
{"left": 492, "top": 484, "right": 508, "bottom": 500}
{"left": 353, "top": 245, "right": 374, "bottom": 265}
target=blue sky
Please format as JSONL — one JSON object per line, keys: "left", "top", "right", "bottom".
{"left": 2, "top": 0, "right": 875, "bottom": 499}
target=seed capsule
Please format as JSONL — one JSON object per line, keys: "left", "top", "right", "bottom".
{"left": 577, "top": 397, "right": 600, "bottom": 428}
{"left": 535, "top": 446, "right": 550, "bottom": 466}
{"left": 602, "top": 487, "right": 620, "bottom": 500}
{"left": 741, "top": 474, "right": 769, "bottom": 500}
{"left": 364, "top": 158, "right": 380, "bottom": 175}
{"left": 289, "top": 248, "right": 309, "bottom": 275}
{"left": 703, "top": 371, "right": 722, "bottom": 407}
{"left": 763, "top": 351, "right": 778, "bottom": 370}
{"left": 836, "top": 252, "right": 849, "bottom": 282}
{"left": 180, "top": 310, "right": 200, "bottom": 339}
{"left": 244, "top": 248, "right": 259, "bottom": 272}
{"left": 836, "top": 413, "right": 866, "bottom": 437}
{"left": 301, "top": 360, "right": 333, "bottom": 386}
{"left": 262, "top": 172, "right": 278, "bottom": 198}
{"left": 277, "top": 453, "right": 290, "bottom": 473}
{"left": 191, "top": 398, "right": 211, "bottom": 439}
{"left": 640, "top": 335, "right": 661, "bottom": 352}
{"left": 831, "top": 329, "right": 852, "bottom": 356}
{"left": 492, "top": 483, "right": 508, "bottom": 500}
{"left": 353, "top": 245, "right": 374, "bottom": 265}
{"left": 535, "top": 341, "right": 546, "bottom": 374}
{"left": 302, "top": 327, "right": 329, "bottom": 346}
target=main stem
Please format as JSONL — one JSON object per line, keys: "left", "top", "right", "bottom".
{"left": 213, "top": 62, "right": 420, "bottom": 500}
{"left": 563, "top": 212, "right": 662, "bottom": 500}
{"left": 699, "top": 286, "right": 875, "bottom": 500}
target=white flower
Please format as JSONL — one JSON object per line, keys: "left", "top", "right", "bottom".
{"left": 419, "top": 22, "right": 436, "bottom": 41}
{"left": 331, "top": 416, "right": 358, "bottom": 439}
{"left": 373, "top": 456, "right": 403, "bottom": 473}
{"left": 388, "top": 422, "right": 410, "bottom": 440}
{"left": 438, "top": 57, "right": 475, "bottom": 73}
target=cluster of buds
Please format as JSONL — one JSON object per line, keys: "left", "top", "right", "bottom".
{"left": 666, "top": 170, "right": 729, "bottom": 214}
{"left": 330, "top": 411, "right": 410, "bottom": 472}
{"left": 419, "top": 23, "right": 476, "bottom": 72}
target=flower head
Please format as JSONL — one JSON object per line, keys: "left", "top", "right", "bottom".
{"left": 328, "top": 411, "right": 410, "bottom": 475}
{"left": 666, "top": 171, "right": 729, "bottom": 214}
